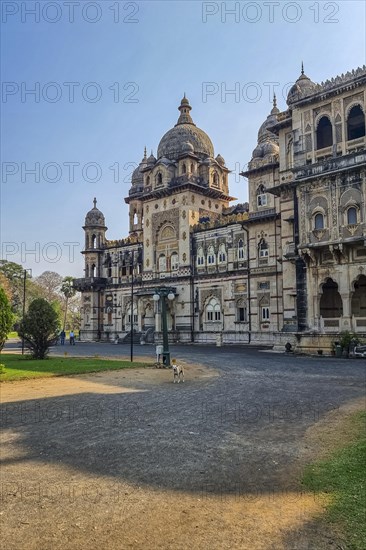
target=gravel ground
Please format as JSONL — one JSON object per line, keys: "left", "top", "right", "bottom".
{"left": 1, "top": 343, "right": 365, "bottom": 549}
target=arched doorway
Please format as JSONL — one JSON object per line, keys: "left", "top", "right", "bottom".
{"left": 320, "top": 278, "right": 343, "bottom": 318}
{"left": 351, "top": 275, "right": 366, "bottom": 317}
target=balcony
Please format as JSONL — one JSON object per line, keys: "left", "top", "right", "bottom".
{"left": 346, "top": 136, "right": 366, "bottom": 154}
{"left": 283, "top": 243, "right": 297, "bottom": 259}
{"left": 294, "top": 151, "right": 366, "bottom": 181}
{"left": 73, "top": 277, "right": 107, "bottom": 291}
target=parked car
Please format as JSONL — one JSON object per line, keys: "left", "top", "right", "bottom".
{"left": 353, "top": 345, "right": 366, "bottom": 358}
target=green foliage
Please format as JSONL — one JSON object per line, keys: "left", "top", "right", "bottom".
{"left": 0, "top": 261, "right": 40, "bottom": 324}
{"left": 60, "top": 276, "right": 77, "bottom": 330}
{"left": 302, "top": 411, "right": 366, "bottom": 549}
{"left": 0, "top": 286, "right": 13, "bottom": 351}
{"left": 18, "top": 298, "right": 59, "bottom": 359}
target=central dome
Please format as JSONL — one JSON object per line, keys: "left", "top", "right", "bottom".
{"left": 157, "top": 96, "right": 214, "bottom": 160}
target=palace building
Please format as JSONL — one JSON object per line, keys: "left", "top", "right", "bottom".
{"left": 74, "top": 66, "right": 366, "bottom": 352}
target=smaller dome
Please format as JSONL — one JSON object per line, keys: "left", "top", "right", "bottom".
{"left": 147, "top": 151, "right": 156, "bottom": 165}
{"left": 180, "top": 94, "right": 189, "bottom": 106}
{"left": 263, "top": 142, "right": 279, "bottom": 156}
{"left": 287, "top": 65, "right": 317, "bottom": 104}
{"left": 131, "top": 165, "right": 143, "bottom": 185}
{"left": 216, "top": 154, "right": 225, "bottom": 165}
{"left": 131, "top": 148, "right": 148, "bottom": 185}
{"left": 252, "top": 145, "right": 264, "bottom": 159}
{"left": 182, "top": 141, "right": 194, "bottom": 153}
{"left": 85, "top": 198, "right": 105, "bottom": 227}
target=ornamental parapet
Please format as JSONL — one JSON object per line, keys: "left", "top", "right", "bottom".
{"left": 73, "top": 277, "right": 107, "bottom": 291}
{"left": 293, "top": 151, "right": 366, "bottom": 181}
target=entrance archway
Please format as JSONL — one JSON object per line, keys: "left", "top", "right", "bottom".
{"left": 320, "top": 278, "right": 343, "bottom": 318}
{"left": 351, "top": 275, "right": 366, "bottom": 317}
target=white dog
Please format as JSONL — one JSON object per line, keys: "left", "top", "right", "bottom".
{"left": 172, "top": 363, "right": 184, "bottom": 383}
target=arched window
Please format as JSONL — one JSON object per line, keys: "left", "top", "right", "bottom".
{"left": 91, "top": 264, "right": 96, "bottom": 277}
{"left": 351, "top": 275, "right": 366, "bottom": 317}
{"left": 133, "top": 211, "right": 138, "bottom": 225}
{"left": 146, "top": 176, "right": 150, "bottom": 186}
{"left": 212, "top": 172, "right": 219, "bottom": 186}
{"left": 257, "top": 184, "right": 267, "bottom": 207}
{"left": 316, "top": 116, "right": 333, "bottom": 149}
{"left": 237, "top": 300, "right": 247, "bottom": 322}
{"left": 218, "top": 244, "right": 226, "bottom": 263}
{"left": 320, "top": 278, "right": 343, "bottom": 318}
{"left": 347, "top": 105, "right": 365, "bottom": 141}
{"left": 158, "top": 254, "right": 166, "bottom": 272}
{"left": 314, "top": 213, "right": 324, "bottom": 230}
{"left": 157, "top": 172, "right": 163, "bottom": 185}
{"left": 286, "top": 137, "right": 293, "bottom": 169}
{"left": 92, "top": 234, "right": 97, "bottom": 249}
{"left": 238, "top": 239, "right": 245, "bottom": 260}
{"left": 261, "top": 306, "right": 270, "bottom": 321}
{"left": 259, "top": 239, "right": 269, "bottom": 258}
{"left": 207, "top": 245, "right": 215, "bottom": 265}
{"left": 170, "top": 252, "right": 179, "bottom": 270}
{"left": 347, "top": 207, "right": 357, "bottom": 225}
{"left": 206, "top": 297, "right": 221, "bottom": 321}
{"left": 182, "top": 163, "right": 186, "bottom": 174}
{"left": 190, "top": 163, "right": 194, "bottom": 173}
{"left": 197, "top": 246, "right": 204, "bottom": 266}
{"left": 259, "top": 296, "right": 270, "bottom": 322}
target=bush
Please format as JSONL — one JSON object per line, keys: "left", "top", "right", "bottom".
{"left": 0, "top": 286, "right": 13, "bottom": 351}
{"left": 18, "top": 298, "right": 59, "bottom": 359}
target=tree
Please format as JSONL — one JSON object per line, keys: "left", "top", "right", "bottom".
{"left": 0, "top": 261, "right": 40, "bottom": 324}
{"left": 35, "top": 271, "right": 63, "bottom": 302}
{"left": 18, "top": 299, "right": 59, "bottom": 359}
{"left": 61, "top": 277, "right": 76, "bottom": 330}
{"left": 0, "top": 286, "right": 13, "bottom": 351}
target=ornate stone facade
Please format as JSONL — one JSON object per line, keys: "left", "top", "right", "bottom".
{"left": 74, "top": 72, "right": 366, "bottom": 351}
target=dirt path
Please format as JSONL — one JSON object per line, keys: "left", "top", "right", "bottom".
{"left": 1, "top": 366, "right": 364, "bottom": 549}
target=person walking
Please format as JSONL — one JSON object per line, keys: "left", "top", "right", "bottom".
{"left": 60, "top": 329, "right": 66, "bottom": 345}
{"left": 69, "top": 330, "right": 75, "bottom": 345}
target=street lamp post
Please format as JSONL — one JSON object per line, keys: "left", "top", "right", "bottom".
{"left": 130, "top": 250, "right": 134, "bottom": 363}
{"left": 153, "top": 288, "right": 175, "bottom": 367}
{"left": 21, "top": 268, "right": 32, "bottom": 355}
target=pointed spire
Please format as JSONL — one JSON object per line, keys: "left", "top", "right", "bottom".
{"left": 271, "top": 92, "right": 279, "bottom": 115}
{"left": 176, "top": 94, "right": 195, "bottom": 126}
{"left": 144, "top": 146, "right": 147, "bottom": 159}
{"left": 93, "top": 197, "right": 97, "bottom": 208}
{"left": 301, "top": 61, "right": 304, "bottom": 75}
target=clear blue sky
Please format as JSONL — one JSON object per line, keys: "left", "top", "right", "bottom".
{"left": 1, "top": 0, "right": 365, "bottom": 276}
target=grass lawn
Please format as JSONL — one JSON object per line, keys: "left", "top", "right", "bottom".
{"left": 0, "top": 353, "right": 152, "bottom": 381}
{"left": 302, "top": 410, "right": 366, "bottom": 549}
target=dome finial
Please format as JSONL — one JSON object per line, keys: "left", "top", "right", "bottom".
{"left": 271, "top": 92, "right": 279, "bottom": 115}
{"left": 144, "top": 146, "right": 147, "bottom": 159}
{"left": 301, "top": 61, "right": 304, "bottom": 75}
{"left": 93, "top": 197, "right": 97, "bottom": 208}
{"left": 177, "top": 94, "right": 194, "bottom": 126}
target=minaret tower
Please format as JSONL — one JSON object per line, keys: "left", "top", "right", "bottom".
{"left": 82, "top": 198, "right": 107, "bottom": 278}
